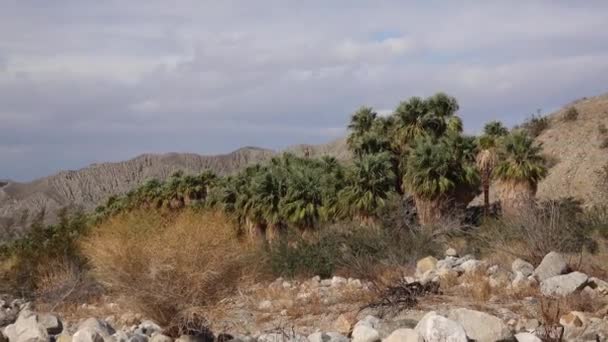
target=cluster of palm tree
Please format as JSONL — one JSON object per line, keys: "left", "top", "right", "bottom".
{"left": 94, "top": 170, "right": 218, "bottom": 218}
{"left": 95, "top": 92, "right": 549, "bottom": 239}
{"left": 346, "top": 93, "right": 548, "bottom": 224}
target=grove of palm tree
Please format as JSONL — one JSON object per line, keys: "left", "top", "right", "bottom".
{"left": 89, "top": 92, "right": 549, "bottom": 241}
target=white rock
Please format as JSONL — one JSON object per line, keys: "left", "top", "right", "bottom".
{"left": 355, "top": 316, "right": 380, "bottom": 329}
{"left": 38, "top": 312, "right": 63, "bottom": 335}
{"left": 321, "top": 279, "right": 332, "bottom": 287}
{"left": 111, "top": 330, "right": 129, "bottom": 342}
{"left": 3, "top": 310, "right": 49, "bottom": 342}
{"left": 77, "top": 318, "right": 116, "bottom": 337}
{"left": 460, "top": 260, "right": 485, "bottom": 274}
{"left": 137, "top": 320, "right": 162, "bottom": 336}
{"left": 259, "top": 333, "right": 307, "bottom": 342}
{"left": 352, "top": 325, "right": 380, "bottom": 342}
{"left": 331, "top": 276, "right": 347, "bottom": 287}
{"left": 258, "top": 300, "right": 273, "bottom": 310}
{"left": 514, "top": 332, "right": 542, "bottom": 342}
{"left": 416, "top": 256, "right": 438, "bottom": 277}
{"left": 73, "top": 328, "right": 104, "bottom": 342}
{"left": 414, "top": 311, "right": 467, "bottom": 342}
{"left": 382, "top": 328, "right": 423, "bottom": 342}
{"left": 448, "top": 308, "right": 512, "bottom": 342}
{"left": 445, "top": 248, "right": 458, "bottom": 258}
{"left": 150, "top": 333, "right": 173, "bottom": 342}
{"left": 534, "top": 252, "right": 568, "bottom": 281}
{"left": 512, "top": 259, "right": 534, "bottom": 277}
{"left": 540, "top": 271, "right": 589, "bottom": 296}
{"left": 308, "top": 332, "right": 349, "bottom": 342}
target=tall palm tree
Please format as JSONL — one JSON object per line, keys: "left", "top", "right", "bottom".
{"left": 494, "top": 132, "right": 548, "bottom": 217}
{"left": 339, "top": 152, "right": 395, "bottom": 225}
{"left": 281, "top": 166, "right": 324, "bottom": 233}
{"left": 475, "top": 121, "right": 509, "bottom": 216}
{"left": 403, "top": 134, "right": 479, "bottom": 225}
{"left": 250, "top": 169, "right": 285, "bottom": 242}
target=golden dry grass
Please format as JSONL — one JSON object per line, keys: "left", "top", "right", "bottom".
{"left": 82, "top": 209, "right": 259, "bottom": 334}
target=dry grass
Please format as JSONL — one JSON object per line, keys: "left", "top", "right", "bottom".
{"left": 82, "top": 209, "right": 259, "bottom": 335}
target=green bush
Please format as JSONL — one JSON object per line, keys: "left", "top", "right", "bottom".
{"left": 267, "top": 220, "right": 442, "bottom": 279}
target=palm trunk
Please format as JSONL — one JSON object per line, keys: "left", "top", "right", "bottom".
{"left": 499, "top": 181, "right": 535, "bottom": 219}
{"left": 247, "top": 219, "right": 267, "bottom": 244}
{"left": 266, "top": 223, "right": 282, "bottom": 243}
{"left": 483, "top": 178, "right": 490, "bottom": 217}
{"left": 415, "top": 196, "right": 443, "bottom": 226}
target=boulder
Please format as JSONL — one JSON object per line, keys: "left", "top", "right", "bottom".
{"left": 512, "top": 259, "right": 534, "bottom": 277}
{"left": 355, "top": 316, "right": 380, "bottom": 329}
{"left": 416, "top": 257, "right": 438, "bottom": 277}
{"left": 534, "top": 252, "right": 568, "bottom": 281}
{"left": 352, "top": 325, "right": 380, "bottom": 342}
{"left": 459, "top": 260, "right": 485, "bottom": 274}
{"left": 307, "top": 332, "right": 349, "bottom": 342}
{"left": 514, "top": 332, "right": 542, "bottom": 342}
{"left": 38, "top": 313, "right": 63, "bottom": 335}
{"left": 129, "top": 333, "right": 149, "bottom": 342}
{"left": 448, "top": 308, "right": 512, "bottom": 342}
{"left": 77, "top": 318, "right": 116, "bottom": 338}
{"left": 445, "top": 248, "right": 458, "bottom": 258}
{"left": 414, "top": 312, "right": 467, "bottom": 342}
{"left": 137, "top": 320, "right": 162, "bottom": 336}
{"left": 258, "top": 300, "right": 273, "bottom": 311}
{"left": 331, "top": 276, "right": 347, "bottom": 287}
{"left": 56, "top": 334, "right": 73, "bottom": 342}
{"left": 382, "top": 329, "right": 423, "bottom": 342}
{"left": 3, "top": 310, "right": 49, "bottom": 342}
{"left": 258, "top": 333, "right": 307, "bottom": 342}
{"left": 588, "top": 277, "right": 608, "bottom": 296}
{"left": 540, "top": 271, "right": 588, "bottom": 296}
{"left": 72, "top": 328, "right": 104, "bottom": 342}
{"left": 111, "top": 330, "right": 129, "bottom": 342}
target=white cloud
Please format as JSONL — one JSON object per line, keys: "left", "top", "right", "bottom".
{"left": 1, "top": 1, "right": 608, "bottom": 180}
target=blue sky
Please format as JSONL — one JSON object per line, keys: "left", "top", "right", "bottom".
{"left": 1, "top": 1, "right": 608, "bottom": 181}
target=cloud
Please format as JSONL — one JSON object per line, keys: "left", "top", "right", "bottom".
{"left": 1, "top": 1, "right": 608, "bottom": 180}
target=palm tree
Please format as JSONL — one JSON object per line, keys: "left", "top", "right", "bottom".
{"left": 475, "top": 121, "right": 509, "bottom": 216}
{"left": 403, "top": 134, "right": 479, "bottom": 225}
{"left": 347, "top": 107, "right": 377, "bottom": 149}
{"left": 281, "top": 166, "right": 324, "bottom": 233}
{"left": 250, "top": 169, "right": 285, "bottom": 242}
{"left": 339, "top": 152, "right": 395, "bottom": 225}
{"left": 494, "top": 132, "right": 548, "bottom": 217}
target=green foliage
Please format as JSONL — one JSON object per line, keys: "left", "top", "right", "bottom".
{"left": 403, "top": 134, "right": 479, "bottom": 200}
{"left": 0, "top": 209, "right": 89, "bottom": 292}
{"left": 268, "top": 222, "right": 442, "bottom": 279}
{"left": 494, "top": 131, "right": 548, "bottom": 186}
{"left": 339, "top": 153, "right": 396, "bottom": 221}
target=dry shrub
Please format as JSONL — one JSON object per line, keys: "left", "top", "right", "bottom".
{"left": 82, "top": 209, "right": 257, "bottom": 335}
{"left": 34, "top": 259, "right": 102, "bottom": 312}
{"left": 474, "top": 200, "right": 597, "bottom": 265}
{"left": 460, "top": 272, "right": 492, "bottom": 302}
{"left": 537, "top": 297, "right": 564, "bottom": 342}
{"left": 562, "top": 107, "right": 579, "bottom": 121}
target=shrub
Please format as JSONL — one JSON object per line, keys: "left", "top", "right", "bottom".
{"left": 474, "top": 198, "right": 598, "bottom": 264}
{"left": 82, "top": 209, "right": 256, "bottom": 335}
{"left": 268, "top": 220, "right": 442, "bottom": 280}
{"left": 562, "top": 107, "right": 579, "bottom": 121}
{"left": 520, "top": 113, "right": 550, "bottom": 138}
{"left": 0, "top": 209, "right": 89, "bottom": 295}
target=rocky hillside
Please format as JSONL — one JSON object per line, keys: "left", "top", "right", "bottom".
{"left": 536, "top": 94, "right": 608, "bottom": 206}
{"left": 0, "top": 140, "right": 349, "bottom": 229}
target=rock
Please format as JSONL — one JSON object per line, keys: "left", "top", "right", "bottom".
{"left": 352, "top": 325, "right": 380, "bottom": 342}
{"left": 56, "top": 334, "right": 73, "bottom": 342}
{"left": 414, "top": 311, "right": 467, "bottom": 342}
{"left": 258, "top": 333, "right": 307, "bottom": 342}
{"left": 448, "top": 308, "right": 512, "bottom": 342}
{"left": 307, "top": 332, "right": 349, "bottom": 342}
{"left": 514, "top": 332, "right": 542, "bottom": 342}
{"left": 38, "top": 312, "right": 63, "bottom": 335}
{"left": 416, "top": 257, "right": 438, "bottom": 277}
{"left": 382, "top": 329, "right": 423, "bottom": 342}
{"left": 72, "top": 328, "right": 104, "bottom": 342}
{"left": 534, "top": 252, "right": 568, "bottom": 281}
{"left": 320, "top": 279, "right": 332, "bottom": 287}
{"left": 110, "top": 330, "right": 129, "bottom": 342}
{"left": 331, "top": 276, "right": 347, "bottom": 287}
{"left": 258, "top": 300, "right": 273, "bottom": 311}
{"left": 516, "top": 318, "right": 540, "bottom": 333}
{"left": 588, "top": 277, "right": 608, "bottom": 295}
{"left": 137, "top": 320, "right": 162, "bottom": 336}
{"left": 436, "top": 258, "right": 458, "bottom": 271}
{"left": 3, "top": 310, "right": 49, "bottom": 342}
{"left": 129, "top": 333, "right": 149, "bottom": 342}
{"left": 512, "top": 271, "right": 535, "bottom": 288}
{"left": 445, "top": 248, "right": 458, "bottom": 258}
{"left": 419, "top": 270, "right": 439, "bottom": 285}
{"left": 333, "top": 313, "right": 356, "bottom": 335}
{"left": 77, "top": 318, "right": 116, "bottom": 337}
{"left": 540, "top": 271, "right": 589, "bottom": 296}
{"left": 486, "top": 265, "right": 499, "bottom": 276}
{"left": 453, "top": 255, "right": 474, "bottom": 267}
{"left": 512, "top": 259, "right": 534, "bottom": 277}
{"left": 348, "top": 278, "right": 363, "bottom": 288}
{"left": 175, "top": 335, "right": 213, "bottom": 342}
{"left": 459, "top": 260, "right": 485, "bottom": 274}
{"left": 355, "top": 316, "right": 380, "bottom": 329}
{"left": 560, "top": 311, "right": 585, "bottom": 328}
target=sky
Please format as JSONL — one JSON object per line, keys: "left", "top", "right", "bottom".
{"left": 2, "top": 1, "right": 608, "bottom": 181}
